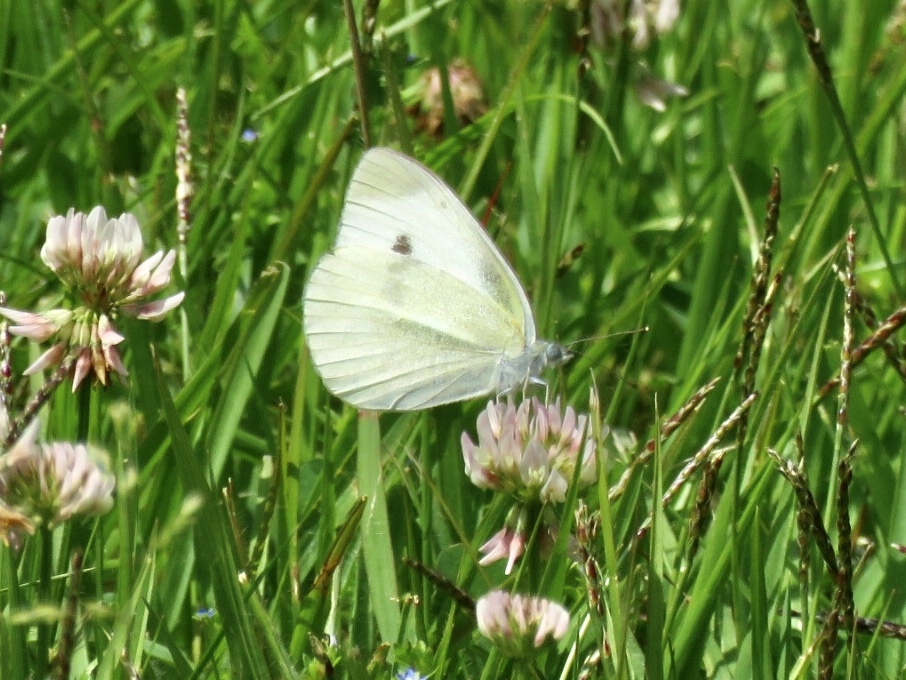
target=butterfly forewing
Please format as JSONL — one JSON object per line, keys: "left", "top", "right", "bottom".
{"left": 338, "top": 148, "right": 536, "bottom": 343}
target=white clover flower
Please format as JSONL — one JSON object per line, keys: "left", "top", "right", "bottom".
{"left": 476, "top": 591, "right": 570, "bottom": 658}
{"left": 0, "top": 420, "right": 115, "bottom": 528}
{"left": 40, "top": 207, "right": 184, "bottom": 318}
{"left": 461, "top": 398, "right": 597, "bottom": 504}
{"left": 0, "top": 207, "right": 184, "bottom": 390}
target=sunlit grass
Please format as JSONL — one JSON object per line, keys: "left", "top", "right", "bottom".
{"left": 0, "top": 1, "right": 905, "bottom": 678}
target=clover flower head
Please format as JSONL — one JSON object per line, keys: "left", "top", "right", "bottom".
{"left": 0, "top": 420, "right": 115, "bottom": 528}
{"left": 40, "top": 206, "right": 184, "bottom": 317}
{"left": 462, "top": 398, "right": 597, "bottom": 504}
{"left": 0, "top": 207, "right": 184, "bottom": 390}
{"left": 476, "top": 591, "right": 570, "bottom": 658}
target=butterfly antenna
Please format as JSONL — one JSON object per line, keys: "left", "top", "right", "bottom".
{"left": 566, "top": 327, "right": 649, "bottom": 352}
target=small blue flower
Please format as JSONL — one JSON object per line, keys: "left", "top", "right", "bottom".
{"left": 396, "top": 669, "right": 426, "bottom": 680}
{"left": 241, "top": 128, "right": 258, "bottom": 143}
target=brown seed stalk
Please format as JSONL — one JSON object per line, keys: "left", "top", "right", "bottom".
{"left": 768, "top": 449, "right": 837, "bottom": 579}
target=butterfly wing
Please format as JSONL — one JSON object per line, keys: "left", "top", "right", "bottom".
{"left": 303, "top": 148, "right": 537, "bottom": 410}
{"left": 337, "top": 148, "right": 537, "bottom": 344}
{"left": 305, "top": 247, "right": 525, "bottom": 409}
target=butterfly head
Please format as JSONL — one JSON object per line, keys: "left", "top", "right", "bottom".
{"left": 494, "top": 339, "right": 571, "bottom": 397}
{"left": 541, "top": 341, "right": 572, "bottom": 369}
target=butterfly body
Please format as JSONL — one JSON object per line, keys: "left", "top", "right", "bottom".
{"left": 303, "top": 147, "right": 567, "bottom": 411}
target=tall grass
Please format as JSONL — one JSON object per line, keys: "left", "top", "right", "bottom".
{"left": 1, "top": 1, "right": 905, "bottom": 678}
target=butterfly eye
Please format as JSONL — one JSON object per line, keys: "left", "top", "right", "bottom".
{"left": 547, "top": 344, "right": 571, "bottom": 365}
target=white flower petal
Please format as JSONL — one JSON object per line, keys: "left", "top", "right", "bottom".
{"left": 23, "top": 344, "right": 67, "bottom": 376}
{"left": 130, "top": 249, "right": 177, "bottom": 296}
{"left": 72, "top": 351, "right": 93, "bottom": 391}
{"left": 97, "top": 315, "right": 125, "bottom": 345}
{"left": 4, "top": 419, "right": 43, "bottom": 462}
{"left": 121, "top": 291, "right": 185, "bottom": 320}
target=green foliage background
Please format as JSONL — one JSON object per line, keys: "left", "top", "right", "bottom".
{"left": 1, "top": 0, "right": 905, "bottom": 678}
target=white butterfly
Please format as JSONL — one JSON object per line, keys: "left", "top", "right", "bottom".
{"left": 302, "top": 147, "right": 567, "bottom": 411}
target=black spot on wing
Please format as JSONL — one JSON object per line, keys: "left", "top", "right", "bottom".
{"left": 392, "top": 234, "right": 413, "bottom": 255}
